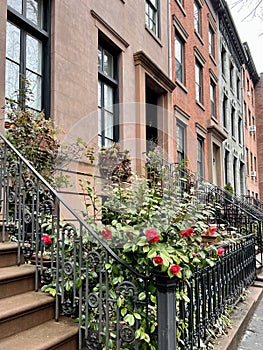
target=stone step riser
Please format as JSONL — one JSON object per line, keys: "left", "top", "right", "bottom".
{"left": 0, "top": 302, "right": 54, "bottom": 340}
{"left": 0, "top": 250, "right": 17, "bottom": 268}
{"left": 0, "top": 274, "right": 35, "bottom": 299}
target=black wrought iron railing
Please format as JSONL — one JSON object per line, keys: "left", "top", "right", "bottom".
{"left": 0, "top": 135, "right": 260, "bottom": 350}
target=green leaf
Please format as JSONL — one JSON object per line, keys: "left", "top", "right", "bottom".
{"left": 117, "top": 297, "right": 122, "bottom": 308}
{"left": 121, "top": 307, "right": 127, "bottom": 316}
{"left": 147, "top": 249, "right": 157, "bottom": 259}
{"left": 133, "top": 312, "right": 141, "bottom": 319}
{"left": 138, "top": 292, "right": 146, "bottom": 301}
{"left": 124, "top": 314, "right": 135, "bottom": 326}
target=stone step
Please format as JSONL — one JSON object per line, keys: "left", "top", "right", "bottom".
{"left": 0, "top": 242, "right": 20, "bottom": 268}
{"left": 0, "top": 291, "right": 55, "bottom": 340}
{"left": 0, "top": 264, "right": 36, "bottom": 299}
{"left": 0, "top": 317, "right": 79, "bottom": 350}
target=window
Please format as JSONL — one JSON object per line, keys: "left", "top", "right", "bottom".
{"left": 238, "top": 117, "right": 242, "bottom": 144}
{"left": 145, "top": 0, "right": 159, "bottom": 37}
{"left": 221, "top": 46, "right": 226, "bottom": 76}
{"left": 223, "top": 94, "right": 227, "bottom": 128}
{"left": 250, "top": 152, "right": 253, "bottom": 172}
{"left": 195, "top": 60, "right": 203, "bottom": 104}
{"left": 6, "top": 0, "right": 50, "bottom": 114}
{"left": 231, "top": 106, "right": 235, "bottom": 137}
{"left": 236, "top": 76, "right": 240, "bottom": 100}
{"left": 194, "top": 1, "right": 201, "bottom": 35}
{"left": 175, "top": 33, "right": 184, "bottom": 84}
{"left": 210, "top": 80, "right": 216, "bottom": 117}
{"left": 224, "top": 150, "right": 229, "bottom": 184}
{"left": 98, "top": 43, "right": 119, "bottom": 147}
{"left": 177, "top": 121, "right": 186, "bottom": 163}
{"left": 230, "top": 62, "right": 234, "bottom": 89}
{"left": 244, "top": 101, "right": 247, "bottom": 128}
{"left": 208, "top": 26, "right": 215, "bottom": 57}
{"left": 197, "top": 136, "right": 204, "bottom": 177}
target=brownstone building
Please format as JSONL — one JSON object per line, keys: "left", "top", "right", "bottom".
{"left": 255, "top": 73, "right": 263, "bottom": 199}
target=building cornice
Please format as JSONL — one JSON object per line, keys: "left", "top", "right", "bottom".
{"left": 243, "top": 42, "right": 260, "bottom": 85}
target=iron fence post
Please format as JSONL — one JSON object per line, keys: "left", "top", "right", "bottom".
{"left": 155, "top": 272, "right": 177, "bottom": 350}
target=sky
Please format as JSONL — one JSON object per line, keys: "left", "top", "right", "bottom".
{"left": 226, "top": 0, "right": 263, "bottom": 74}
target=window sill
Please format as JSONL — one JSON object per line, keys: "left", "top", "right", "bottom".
{"left": 176, "top": 80, "right": 188, "bottom": 94}
{"left": 175, "top": 0, "right": 186, "bottom": 16}
{"left": 145, "top": 26, "right": 163, "bottom": 47}
{"left": 211, "top": 115, "right": 218, "bottom": 124}
{"left": 194, "top": 30, "right": 204, "bottom": 45}
{"left": 209, "top": 54, "right": 217, "bottom": 66}
{"left": 223, "top": 126, "right": 229, "bottom": 134}
{"left": 196, "top": 100, "right": 205, "bottom": 111}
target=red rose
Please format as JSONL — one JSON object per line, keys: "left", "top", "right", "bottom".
{"left": 101, "top": 227, "right": 112, "bottom": 239}
{"left": 153, "top": 256, "right": 163, "bottom": 265}
{"left": 180, "top": 227, "right": 194, "bottom": 237}
{"left": 42, "top": 234, "right": 52, "bottom": 245}
{"left": 145, "top": 228, "right": 160, "bottom": 243}
{"left": 170, "top": 264, "right": 180, "bottom": 275}
{"left": 217, "top": 247, "right": 225, "bottom": 256}
{"left": 205, "top": 226, "right": 216, "bottom": 236}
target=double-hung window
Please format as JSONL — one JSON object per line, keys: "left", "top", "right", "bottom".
{"left": 174, "top": 33, "right": 184, "bottom": 84}
{"left": 145, "top": 0, "right": 159, "bottom": 37}
{"left": 194, "top": 1, "right": 201, "bottom": 35}
{"left": 208, "top": 26, "right": 215, "bottom": 57}
{"left": 6, "top": 0, "right": 50, "bottom": 114}
{"left": 197, "top": 136, "right": 204, "bottom": 178}
{"left": 98, "top": 43, "right": 119, "bottom": 147}
{"left": 210, "top": 80, "right": 216, "bottom": 117}
{"left": 195, "top": 60, "right": 203, "bottom": 104}
{"left": 177, "top": 121, "right": 186, "bottom": 163}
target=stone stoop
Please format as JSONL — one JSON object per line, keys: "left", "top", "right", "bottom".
{"left": 0, "top": 242, "right": 79, "bottom": 350}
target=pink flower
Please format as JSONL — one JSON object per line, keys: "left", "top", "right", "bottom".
{"left": 170, "top": 264, "right": 181, "bottom": 275}
{"left": 42, "top": 234, "right": 52, "bottom": 245}
{"left": 217, "top": 247, "right": 225, "bottom": 256}
{"left": 180, "top": 227, "right": 194, "bottom": 237}
{"left": 101, "top": 227, "right": 112, "bottom": 239}
{"left": 192, "top": 253, "right": 197, "bottom": 257}
{"left": 153, "top": 256, "right": 163, "bottom": 265}
{"left": 205, "top": 226, "right": 216, "bottom": 236}
{"left": 145, "top": 228, "right": 160, "bottom": 243}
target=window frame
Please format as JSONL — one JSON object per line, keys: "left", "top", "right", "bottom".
{"left": 210, "top": 79, "right": 216, "bottom": 118}
{"left": 174, "top": 31, "right": 185, "bottom": 84}
{"left": 197, "top": 135, "right": 204, "bottom": 178}
{"left": 195, "top": 60, "right": 203, "bottom": 104}
{"left": 194, "top": 0, "right": 201, "bottom": 36}
{"left": 98, "top": 41, "right": 119, "bottom": 147}
{"left": 208, "top": 25, "right": 215, "bottom": 58}
{"left": 6, "top": 0, "right": 51, "bottom": 115}
{"left": 145, "top": 0, "right": 160, "bottom": 38}
{"left": 176, "top": 120, "right": 186, "bottom": 163}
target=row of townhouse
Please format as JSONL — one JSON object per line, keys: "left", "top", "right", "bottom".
{"left": 0, "top": 0, "right": 262, "bottom": 207}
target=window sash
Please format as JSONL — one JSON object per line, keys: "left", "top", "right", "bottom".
{"left": 197, "top": 137, "right": 204, "bottom": 177}
{"left": 210, "top": 82, "right": 216, "bottom": 117}
{"left": 145, "top": 0, "right": 159, "bottom": 37}
{"left": 194, "top": 1, "right": 201, "bottom": 34}
{"left": 209, "top": 27, "right": 215, "bottom": 57}
{"left": 175, "top": 34, "right": 184, "bottom": 84}
{"left": 195, "top": 62, "right": 202, "bottom": 103}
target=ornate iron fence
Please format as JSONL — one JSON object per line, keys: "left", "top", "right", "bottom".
{"left": 0, "top": 134, "right": 259, "bottom": 349}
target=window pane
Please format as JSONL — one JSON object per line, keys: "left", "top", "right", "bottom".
{"left": 98, "top": 80, "right": 102, "bottom": 108}
{"left": 104, "top": 111, "right": 114, "bottom": 139}
{"left": 26, "top": 70, "right": 42, "bottom": 110}
{"left": 104, "top": 84, "right": 114, "bottom": 112}
{"left": 26, "top": 0, "right": 43, "bottom": 28}
{"left": 26, "top": 34, "right": 42, "bottom": 74}
{"left": 7, "top": 0, "right": 22, "bottom": 13}
{"left": 5, "top": 60, "right": 20, "bottom": 99}
{"left": 103, "top": 50, "right": 114, "bottom": 78}
{"left": 6, "top": 22, "right": 20, "bottom": 63}
{"left": 98, "top": 46, "right": 102, "bottom": 72}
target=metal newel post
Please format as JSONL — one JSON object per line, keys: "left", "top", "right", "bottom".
{"left": 155, "top": 272, "right": 177, "bottom": 350}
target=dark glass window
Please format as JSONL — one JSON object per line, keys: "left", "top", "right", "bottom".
{"left": 98, "top": 43, "right": 119, "bottom": 147}
{"left": 197, "top": 136, "right": 204, "bottom": 177}
{"left": 194, "top": 1, "right": 201, "bottom": 35}
{"left": 210, "top": 80, "right": 216, "bottom": 117}
{"left": 6, "top": 0, "right": 50, "bottom": 114}
{"left": 195, "top": 61, "right": 203, "bottom": 104}
{"left": 177, "top": 121, "right": 186, "bottom": 163}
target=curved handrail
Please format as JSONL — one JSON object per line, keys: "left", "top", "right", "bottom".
{"left": 0, "top": 133, "right": 150, "bottom": 280}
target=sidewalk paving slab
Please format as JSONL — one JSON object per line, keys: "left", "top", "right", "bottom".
{"left": 214, "top": 285, "right": 263, "bottom": 350}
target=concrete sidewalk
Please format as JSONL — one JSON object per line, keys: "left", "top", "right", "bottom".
{"left": 238, "top": 286, "right": 263, "bottom": 349}
{"left": 214, "top": 273, "right": 263, "bottom": 350}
